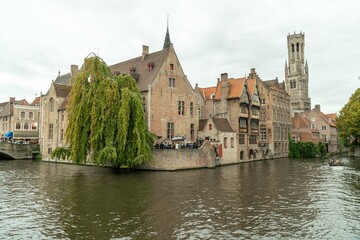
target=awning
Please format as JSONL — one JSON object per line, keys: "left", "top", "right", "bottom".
{"left": 171, "top": 136, "right": 185, "bottom": 141}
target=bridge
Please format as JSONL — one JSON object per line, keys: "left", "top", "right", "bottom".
{"left": 0, "top": 143, "right": 40, "bottom": 160}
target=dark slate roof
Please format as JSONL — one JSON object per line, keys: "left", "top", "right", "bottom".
{"left": 109, "top": 48, "right": 170, "bottom": 92}
{"left": 0, "top": 101, "right": 8, "bottom": 108}
{"left": 54, "top": 73, "right": 71, "bottom": 85}
{"left": 212, "top": 118, "right": 235, "bottom": 132}
{"left": 54, "top": 84, "right": 72, "bottom": 98}
{"left": 198, "top": 119, "right": 208, "bottom": 131}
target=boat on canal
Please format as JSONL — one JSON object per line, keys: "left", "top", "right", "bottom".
{"left": 328, "top": 159, "right": 345, "bottom": 167}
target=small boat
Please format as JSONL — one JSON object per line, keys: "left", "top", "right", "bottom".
{"left": 328, "top": 159, "right": 345, "bottom": 166}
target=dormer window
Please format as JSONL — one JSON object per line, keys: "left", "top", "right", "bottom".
{"left": 169, "top": 63, "right": 174, "bottom": 70}
{"left": 148, "top": 62, "right": 154, "bottom": 71}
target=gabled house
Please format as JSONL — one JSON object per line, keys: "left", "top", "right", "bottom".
{"left": 301, "top": 104, "right": 339, "bottom": 153}
{"left": 40, "top": 27, "right": 198, "bottom": 158}
{"left": 291, "top": 114, "right": 322, "bottom": 143}
{"left": 258, "top": 76, "right": 291, "bottom": 158}
{"left": 109, "top": 27, "right": 198, "bottom": 143}
{"left": 198, "top": 117, "right": 237, "bottom": 164}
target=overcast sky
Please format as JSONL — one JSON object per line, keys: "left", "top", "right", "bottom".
{"left": 0, "top": 0, "right": 359, "bottom": 114}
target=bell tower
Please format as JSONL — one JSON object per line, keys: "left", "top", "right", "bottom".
{"left": 285, "top": 32, "right": 311, "bottom": 116}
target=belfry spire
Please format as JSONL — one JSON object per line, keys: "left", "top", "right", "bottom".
{"left": 163, "top": 14, "right": 171, "bottom": 49}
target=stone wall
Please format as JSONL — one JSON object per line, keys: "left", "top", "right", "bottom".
{"left": 349, "top": 146, "right": 360, "bottom": 157}
{"left": 137, "top": 141, "right": 216, "bottom": 170}
{"left": 0, "top": 143, "right": 40, "bottom": 159}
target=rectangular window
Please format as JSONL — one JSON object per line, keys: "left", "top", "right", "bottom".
{"left": 60, "top": 129, "right": 64, "bottom": 141}
{"left": 169, "top": 63, "right": 174, "bottom": 70}
{"left": 61, "top": 111, "right": 65, "bottom": 121}
{"left": 48, "top": 148, "right": 52, "bottom": 154}
{"left": 241, "top": 105, "right": 248, "bottom": 114}
{"left": 239, "top": 118, "right": 247, "bottom": 129}
{"left": 190, "top": 102, "right": 193, "bottom": 116}
{"left": 167, "top": 122, "right": 174, "bottom": 140}
{"left": 224, "top": 137, "right": 228, "bottom": 148}
{"left": 190, "top": 124, "right": 194, "bottom": 141}
{"left": 231, "top": 137, "right": 234, "bottom": 148}
{"left": 260, "top": 128, "right": 267, "bottom": 140}
{"left": 252, "top": 107, "right": 259, "bottom": 116}
{"left": 49, "top": 123, "right": 53, "bottom": 140}
{"left": 178, "top": 101, "right": 185, "bottom": 115}
{"left": 169, "top": 78, "right": 175, "bottom": 87}
{"left": 142, "top": 96, "right": 146, "bottom": 113}
{"left": 321, "top": 126, "right": 327, "bottom": 130}
{"left": 239, "top": 134, "right": 245, "bottom": 145}
{"left": 250, "top": 120, "right": 259, "bottom": 130}
{"left": 249, "top": 135, "right": 257, "bottom": 144}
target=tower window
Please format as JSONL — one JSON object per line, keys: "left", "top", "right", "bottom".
{"left": 291, "top": 44, "right": 294, "bottom": 53}
{"left": 296, "top": 43, "right": 300, "bottom": 52}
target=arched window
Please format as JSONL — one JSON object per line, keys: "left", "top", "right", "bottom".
{"left": 20, "top": 111, "right": 26, "bottom": 119}
{"left": 49, "top": 98, "right": 54, "bottom": 112}
{"left": 296, "top": 42, "right": 300, "bottom": 52}
{"left": 29, "top": 112, "right": 34, "bottom": 120}
{"left": 16, "top": 122, "right": 21, "bottom": 130}
{"left": 249, "top": 149, "right": 254, "bottom": 159}
{"left": 24, "top": 122, "right": 29, "bottom": 130}
{"left": 240, "top": 151, "right": 244, "bottom": 160}
{"left": 291, "top": 44, "right": 294, "bottom": 53}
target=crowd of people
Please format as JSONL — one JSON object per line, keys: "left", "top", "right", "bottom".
{"left": 153, "top": 141, "right": 199, "bottom": 149}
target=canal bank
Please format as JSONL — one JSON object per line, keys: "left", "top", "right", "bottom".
{"left": 42, "top": 141, "right": 282, "bottom": 171}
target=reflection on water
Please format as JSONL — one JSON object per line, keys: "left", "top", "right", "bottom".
{"left": 1, "top": 157, "right": 360, "bottom": 239}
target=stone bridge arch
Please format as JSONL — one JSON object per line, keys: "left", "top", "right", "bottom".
{"left": 0, "top": 143, "right": 40, "bottom": 160}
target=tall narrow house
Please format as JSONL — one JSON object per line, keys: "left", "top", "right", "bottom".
{"left": 285, "top": 32, "right": 311, "bottom": 115}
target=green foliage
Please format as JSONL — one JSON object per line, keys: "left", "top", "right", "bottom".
{"left": 289, "top": 139, "right": 324, "bottom": 158}
{"left": 336, "top": 88, "right": 360, "bottom": 144}
{"left": 51, "top": 147, "right": 71, "bottom": 160}
{"left": 66, "top": 54, "right": 153, "bottom": 167}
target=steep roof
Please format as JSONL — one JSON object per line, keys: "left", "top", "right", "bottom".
{"left": 54, "top": 84, "right": 72, "bottom": 98}
{"left": 109, "top": 48, "right": 170, "bottom": 92}
{"left": 59, "top": 95, "right": 70, "bottom": 110}
{"left": 212, "top": 118, "right": 235, "bottom": 132}
{"left": 14, "top": 99, "right": 29, "bottom": 105}
{"left": 197, "top": 86, "right": 216, "bottom": 100}
{"left": 198, "top": 117, "right": 235, "bottom": 132}
{"left": 30, "top": 97, "right": 41, "bottom": 106}
{"left": 54, "top": 73, "right": 71, "bottom": 85}
{"left": 321, "top": 113, "right": 336, "bottom": 127}
{"left": 214, "top": 80, "right": 222, "bottom": 100}
{"left": 0, "top": 103, "right": 11, "bottom": 117}
{"left": 291, "top": 115, "right": 311, "bottom": 129}
{"left": 198, "top": 119, "right": 208, "bottom": 131}
{"left": 228, "top": 78, "right": 245, "bottom": 99}
{"left": 247, "top": 78, "right": 257, "bottom": 97}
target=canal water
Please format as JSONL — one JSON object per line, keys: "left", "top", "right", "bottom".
{"left": 1, "top": 157, "right": 360, "bottom": 239}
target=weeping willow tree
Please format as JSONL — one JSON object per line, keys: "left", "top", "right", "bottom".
{"left": 65, "top": 54, "right": 153, "bottom": 167}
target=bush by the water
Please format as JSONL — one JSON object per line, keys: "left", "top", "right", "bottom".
{"left": 289, "top": 140, "right": 327, "bottom": 158}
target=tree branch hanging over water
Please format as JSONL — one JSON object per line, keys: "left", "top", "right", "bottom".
{"left": 65, "top": 54, "right": 153, "bottom": 167}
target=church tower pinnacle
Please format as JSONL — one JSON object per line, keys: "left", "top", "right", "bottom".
{"left": 163, "top": 15, "right": 171, "bottom": 49}
{"left": 285, "top": 32, "right": 311, "bottom": 116}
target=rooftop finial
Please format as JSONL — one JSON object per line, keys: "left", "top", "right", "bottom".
{"left": 163, "top": 14, "right": 171, "bottom": 49}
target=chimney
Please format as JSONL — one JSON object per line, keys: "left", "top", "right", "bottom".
{"left": 71, "top": 65, "right": 79, "bottom": 77}
{"left": 315, "top": 104, "right": 320, "bottom": 111}
{"left": 220, "top": 73, "right": 228, "bottom": 81}
{"left": 9, "top": 97, "right": 15, "bottom": 104}
{"left": 142, "top": 45, "right": 149, "bottom": 61}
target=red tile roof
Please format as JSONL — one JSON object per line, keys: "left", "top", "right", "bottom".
{"left": 197, "top": 86, "right": 216, "bottom": 100}
{"left": 228, "top": 78, "right": 245, "bottom": 99}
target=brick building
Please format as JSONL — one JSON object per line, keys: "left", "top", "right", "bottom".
{"left": 258, "top": 76, "right": 291, "bottom": 158}
{"left": 40, "top": 27, "right": 198, "bottom": 158}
